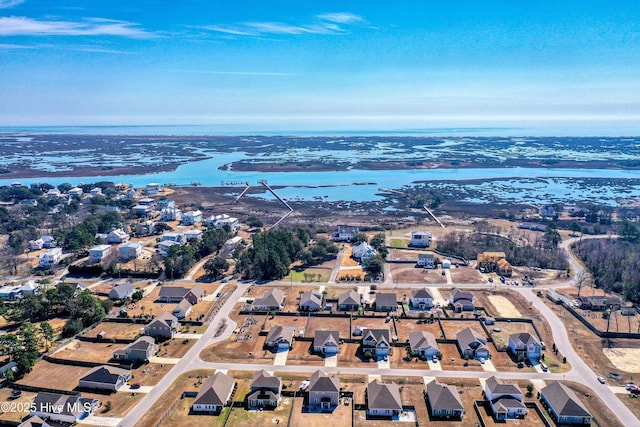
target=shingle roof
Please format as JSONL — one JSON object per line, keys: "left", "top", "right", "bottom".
{"left": 541, "top": 382, "right": 591, "bottom": 418}
{"left": 309, "top": 370, "right": 340, "bottom": 393}
{"left": 411, "top": 288, "right": 433, "bottom": 299}
{"left": 81, "top": 366, "right": 130, "bottom": 385}
{"left": 486, "top": 376, "right": 522, "bottom": 397}
{"left": 426, "top": 380, "right": 464, "bottom": 412}
{"left": 158, "top": 286, "right": 189, "bottom": 299}
{"left": 367, "top": 380, "right": 402, "bottom": 410}
{"left": 509, "top": 332, "right": 538, "bottom": 347}
{"left": 363, "top": 328, "right": 390, "bottom": 345}
{"left": 109, "top": 282, "right": 134, "bottom": 299}
{"left": 338, "top": 290, "right": 360, "bottom": 306}
{"left": 18, "top": 415, "right": 51, "bottom": 427}
{"left": 251, "top": 370, "right": 281, "bottom": 390}
{"left": 375, "top": 292, "right": 397, "bottom": 307}
{"left": 408, "top": 331, "right": 438, "bottom": 352}
{"left": 313, "top": 330, "right": 340, "bottom": 348}
{"left": 128, "top": 336, "right": 155, "bottom": 351}
{"left": 491, "top": 396, "right": 526, "bottom": 412}
{"left": 300, "top": 291, "right": 322, "bottom": 307}
{"left": 254, "top": 288, "right": 285, "bottom": 307}
{"left": 266, "top": 326, "right": 295, "bottom": 345}
{"left": 174, "top": 298, "right": 193, "bottom": 313}
{"left": 456, "top": 327, "right": 486, "bottom": 351}
{"left": 193, "top": 372, "right": 236, "bottom": 406}
{"left": 150, "top": 311, "right": 178, "bottom": 327}
{"left": 33, "top": 392, "right": 96, "bottom": 417}
{"left": 451, "top": 288, "right": 474, "bottom": 302}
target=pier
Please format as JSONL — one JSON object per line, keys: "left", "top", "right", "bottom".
{"left": 423, "top": 204, "right": 445, "bottom": 228}
{"left": 259, "top": 180, "right": 294, "bottom": 229}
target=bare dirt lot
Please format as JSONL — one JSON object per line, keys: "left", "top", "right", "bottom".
{"left": 304, "top": 316, "right": 351, "bottom": 340}
{"left": 487, "top": 295, "right": 522, "bottom": 317}
{"left": 389, "top": 264, "right": 447, "bottom": 284}
{"left": 84, "top": 390, "right": 144, "bottom": 418}
{"left": 603, "top": 348, "right": 640, "bottom": 372}
{"left": 83, "top": 322, "right": 145, "bottom": 340}
{"left": 17, "top": 361, "right": 91, "bottom": 391}
{"left": 440, "top": 320, "right": 486, "bottom": 340}
{"left": 52, "top": 339, "right": 123, "bottom": 363}
{"left": 0, "top": 389, "right": 37, "bottom": 423}
{"left": 156, "top": 338, "right": 196, "bottom": 359}
{"left": 438, "top": 343, "right": 483, "bottom": 371}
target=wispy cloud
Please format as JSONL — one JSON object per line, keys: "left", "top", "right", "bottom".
{"left": 203, "top": 12, "right": 366, "bottom": 37}
{"left": 0, "top": 42, "right": 33, "bottom": 49}
{"left": 166, "top": 69, "right": 293, "bottom": 76}
{"left": 0, "top": 0, "right": 25, "bottom": 9}
{"left": 0, "top": 16, "right": 154, "bottom": 38}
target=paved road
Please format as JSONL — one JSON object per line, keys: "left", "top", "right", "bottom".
{"left": 117, "top": 283, "right": 249, "bottom": 427}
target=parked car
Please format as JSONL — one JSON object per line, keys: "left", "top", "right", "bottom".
{"left": 130, "top": 383, "right": 142, "bottom": 389}
{"left": 432, "top": 355, "right": 438, "bottom": 363}
{"left": 479, "top": 357, "right": 486, "bottom": 364}
{"left": 625, "top": 383, "right": 636, "bottom": 391}
{"left": 597, "top": 377, "right": 606, "bottom": 384}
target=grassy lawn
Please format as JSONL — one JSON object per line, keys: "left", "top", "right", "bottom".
{"left": 284, "top": 268, "right": 331, "bottom": 283}
{"left": 390, "top": 238, "right": 408, "bottom": 248}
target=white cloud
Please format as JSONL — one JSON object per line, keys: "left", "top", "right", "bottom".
{"left": 166, "top": 69, "right": 293, "bottom": 76}
{"left": 0, "top": 42, "right": 33, "bottom": 49}
{"left": 0, "top": 16, "right": 154, "bottom": 38}
{"left": 317, "top": 13, "right": 364, "bottom": 24}
{"left": 0, "top": 0, "right": 25, "bottom": 9}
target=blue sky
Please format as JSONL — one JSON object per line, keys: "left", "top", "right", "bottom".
{"left": 0, "top": 0, "right": 639, "bottom": 134}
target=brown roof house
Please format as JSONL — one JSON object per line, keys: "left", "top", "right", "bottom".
{"left": 252, "top": 288, "right": 285, "bottom": 312}
{"left": 192, "top": 372, "right": 236, "bottom": 414}
{"left": 426, "top": 380, "right": 464, "bottom": 419}
{"left": 374, "top": 292, "right": 397, "bottom": 312}
{"left": 112, "top": 336, "right": 157, "bottom": 362}
{"left": 299, "top": 290, "right": 323, "bottom": 311}
{"left": 410, "top": 288, "right": 434, "bottom": 310}
{"left": 308, "top": 370, "right": 340, "bottom": 412}
{"left": 144, "top": 312, "right": 179, "bottom": 339}
{"left": 366, "top": 379, "right": 402, "bottom": 417}
{"left": 484, "top": 376, "right": 527, "bottom": 420}
{"left": 158, "top": 285, "right": 204, "bottom": 304}
{"left": 338, "top": 290, "right": 360, "bottom": 311}
{"left": 172, "top": 298, "right": 193, "bottom": 319}
{"left": 456, "top": 327, "right": 490, "bottom": 360}
{"left": 79, "top": 365, "right": 132, "bottom": 391}
{"left": 248, "top": 370, "right": 282, "bottom": 409}
{"left": 265, "top": 326, "right": 295, "bottom": 351}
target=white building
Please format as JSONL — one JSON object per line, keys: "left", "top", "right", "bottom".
{"left": 88, "top": 245, "right": 112, "bottom": 262}
{"left": 158, "top": 240, "right": 181, "bottom": 256}
{"left": 411, "top": 231, "right": 432, "bottom": 247}
{"left": 68, "top": 187, "right": 83, "bottom": 198}
{"left": 224, "top": 236, "right": 243, "bottom": 252}
{"left": 107, "top": 228, "right": 130, "bottom": 244}
{"left": 161, "top": 232, "right": 186, "bottom": 244}
{"left": 119, "top": 242, "right": 144, "bottom": 260}
{"left": 205, "top": 214, "right": 240, "bottom": 230}
{"left": 145, "top": 183, "right": 161, "bottom": 195}
{"left": 39, "top": 248, "right": 62, "bottom": 269}
{"left": 161, "top": 206, "right": 182, "bottom": 222}
{"left": 184, "top": 229, "right": 203, "bottom": 241}
{"left": 182, "top": 210, "right": 203, "bottom": 226}
{"left": 89, "top": 187, "right": 103, "bottom": 197}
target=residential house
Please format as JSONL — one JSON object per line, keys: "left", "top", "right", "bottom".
{"left": 417, "top": 252, "right": 436, "bottom": 268}
{"left": 496, "top": 258, "right": 513, "bottom": 277}
{"left": 29, "top": 393, "right": 98, "bottom": 424}
{"left": 107, "top": 228, "right": 130, "bottom": 244}
{"left": 45, "top": 188, "right": 61, "bottom": 199}
{"left": 38, "top": 248, "right": 62, "bottom": 269}
{"left": 192, "top": 372, "right": 236, "bottom": 413}
{"left": 484, "top": 376, "right": 527, "bottom": 420}
{"left": 456, "top": 327, "right": 490, "bottom": 360}
{"left": 450, "top": 288, "right": 474, "bottom": 312}
{"left": 362, "top": 329, "right": 391, "bottom": 357}
{"left": 20, "top": 281, "right": 39, "bottom": 295}
{"left": 158, "top": 240, "right": 181, "bottom": 256}
{"left": 338, "top": 290, "right": 360, "bottom": 311}
{"left": 68, "top": 187, "right": 83, "bottom": 198}
{"left": 247, "top": 370, "right": 282, "bottom": 409}
{"left": 132, "top": 204, "right": 153, "bottom": 217}
{"left": 88, "top": 245, "right": 112, "bottom": 262}
{"left": 442, "top": 259, "right": 452, "bottom": 269}
{"left": 539, "top": 205, "right": 556, "bottom": 218}
{"left": 578, "top": 295, "right": 622, "bottom": 311}
{"left": 30, "top": 238, "right": 45, "bottom": 251}
{"left": 426, "top": 380, "right": 465, "bottom": 419}
{"left": 184, "top": 229, "right": 203, "bottom": 241}
{"left": 158, "top": 285, "right": 204, "bottom": 304}
{"left": 205, "top": 214, "right": 240, "bottom": 230}
{"left": 126, "top": 188, "right": 137, "bottom": 199}
{"left": 265, "top": 326, "right": 295, "bottom": 350}
{"left": 0, "top": 361, "right": 17, "bottom": 378}
{"left": 308, "top": 370, "right": 340, "bottom": 411}
{"left": 224, "top": 236, "right": 243, "bottom": 253}
{"left": 145, "top": 183, "right": 161, "bottom": 195}
{"left": 477, "top": 252, "right": 508, "bottom": 273}
{"left": 157, "top": 198, "right": 175, "bottom": 210}
{"left": 119, "top": 241, "right": 143, "bottom": 260}
{"left": 407, "top": 331, "right": 439, "bottom": 359}
{"left": 160, "top": 206, "right": 182, "bottom": 222}
{"left": 518, "top": 222, "right": 547, "bottom": 232}
{"left": 112, "top": 336, "right": 157, "bottom": 362}
{"left": 313, "top": 330, "right": 340, "bottom": 355}
{"left": 540, "top": 382, "right": 592, "bottom": 425}
{"left": 252, "top": 288, "right": 285, "bottom": 312}
{"left": 135, "top": 220, "right": 156, "bottom": 236}
{"left": 18, "top": 415, "right": 51, "bottom": 427}
{"left": 410, "top": 231, "right": 432, "bottom": 247}
{"left": 374, "top": 293, "right": 397, "bottom": 312}
{"left": 79, "top": 365, "right": 132, "bottom": 391}
{"left": 31, "top": 235, "right": 56, "bottom": 250}
{"left": 351, "top": 241, "right": 376, "bottom": 260}
{"left": 0, "top": 285, "right": 22, "bottom": 301}
{"left": 109, "top": 282, "right": 135, "bottom": 301}
{"left": 182, "top": 210, "right": 203, "bottom": 226}
{"left": 332, "top": 225, "right": 359, "bottom": 242}
{"left": 95, "top": 233, "right": 109, "bottom": 244}
{"left": 137, "top": 197, "right": 155, "bottom": 206}
{"left": 366, "top": 379, "right": 402, "bottom": 417}
{"left": 299, "top": 290, "right": 323, "bottom": 311}
{"left": 508, "top": 332, "right": 542, "bottom": 360}
{"left": 144, "top": 312, "right": 179, "bottom": 339}
{"left": 89, "top": 187, "right": 103, "bottom": 197}
{"left": 410, "top": 288, "right": 434, "bottom": 309}
{"left": 161, "top": 232, "right": 186, "bottom": 244}
{"left": 172, "top": 298, "right": 193, "bottom": 320}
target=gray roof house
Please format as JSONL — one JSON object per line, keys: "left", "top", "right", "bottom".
{"left": 426, "top": 380, "right": 464, "bottom": 419}
{"left": 508, "top": 332, "right": 542, "bottom": 360}
{"left": 30, "top": 392, "right": 99, "bottom": 425}
{"left": 410, "top": 288, "right": 434, "bottom": 309}
{"left": 456, "top": 327, "right": 490, "bottom": 360}
{"left": 172, "top": 298, "right": 193, "bottom": 320}
{"left": 366, "top": 379, "right": 402, "bottom": 417}
{"left": 374, "top": 292, "right": 397, "bottom": 312}
{"left": 144, "top": 312, "right": 179, "bottom": 339}
{"left": 248, "top": 370, "right": 282, "bottom": 409}
{"left": 0, "top": 361, "right": 17, "bottom": 378}
{"left": 112, "top": 336, "right": 157, "bottom": 362}
{"left": 18, "top": 415, "right": 51, "bottom": 427}
{"left": 158, "top": 285, "right": 204, "bottom": 304}
{"left": 308, "top": 370, "right": 340, "bottom": 411}
{"left": 79, "top": 365, "right": 132, "bottom": 391}
{"left": 484, "top": 376, "right": 526, "bottom": 420}
{"left": 299, "top": 290, "right": 323, "bottom": 311}
{"left": 451, "top": 288, "right": 474, "bottom": 312}
{"left": 109, "top": 282, "right": 135, "bottom": 301}
{"left": 192, "top": 372, "right": 236, "bottom": 413}
{"left": 338, "top": 290, "right": 360, "bottom": 311}
{"left": 407, "top": 331, "right": 439, "bottom": 359}
{"left": 313, "top": 330, "right": 340, "bottom": 355}
{"left": 252, "top": 288, "right": 285, "bottom": 312}
{"left": 540, "top": 382, "right": 592, "bottom": 425}
{"left": 362, "top": 328, "right": 391, "bottom": 357}
{"left": 266, "top": 326, "right": 295, "bottom": 350}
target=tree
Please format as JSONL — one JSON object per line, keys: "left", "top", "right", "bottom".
{"left": 544, "top": 223, "right": 561, "bottom": 248}
{"left": 363, "top": 255, "right": 385, "bottom": 276}
{"left": 370, "top": 232, "right": 386, "bottom": 249}
{"left": 246, "top": 215, "right": 264, "bottom": 228}
{"left": 526, "top": 383, "right": 534, "bottom": 396}
{"left": 40, "top": 321, "right": 55, "bottom": 351}
{"left": 620, "top": 220, "right": 640, "bottom": 241}
{"left": 569, "top": 222, "right": 582, "bottom": 236}
{"left": 352, "top": 232, "right": 369, "bottom": 245}
{"left": 204, "top": 257, "right": 230, "bottom": 279}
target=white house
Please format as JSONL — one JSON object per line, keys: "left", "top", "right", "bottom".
{"left": 352, "top": 241, "right": 376, "bottom": 260}
{"left": 332, "top": 225, "right": 359, "bottom": 242}
{"left": 89, "top": 187, "right": 103, "bottom": 197}
{"left": 107, "top": 228, "right": 130, "bottom": 244}
{"left": 184, "top": 229, "right": 203, "bottom": 241}
{"left": 119, "top": 242, "right": 143, "bottom": 260}
{"left": 192, "top": 372, "right": 236, "bottom": 413}
{"left": 182, "top": 210, "right": 203, "bottom": 226}
{"left": 30, "top": 239, "right": 44, "bottom": 251}
{"left": 158, "top": 240, "right": 181, "bottom": 256}
{"left": 408, "top": 331, "right": 439, "bottom": 359}
{"left": 411, "top": 231, "right": 432, "bottom": 247}
{"left": 132, "top": 204, "right": 153, "bottom": 217}
{"left": 417, "top": 252, "right": 435, "bottom": 268}
{"left": 88, "top": 245, "right": 112, "bottom": 262}
{"left": 68, "top": 187, "right": 83, "bottom": 198}
{"left": 206, "top": 214, "right": 240, "bottom": 230}
{"left": 145, "top": 183, "right": 161, "bottom": 195}
{"left": 30, "top": 393, "right": 98, "bottom": 424}
{"left": 224, "top": 236, "right": 243, "bottom": 252}
{"left": 161, "top": 232, "right": 186, "bottom": 244}
{"left": 79, "top": 366, "right": 131, "bottom": 391}
{"left": 39, "top": 248, "right": 62, "bottom": 268}
{"left": 160, "top": 206, "right": 182, "bottom": 222}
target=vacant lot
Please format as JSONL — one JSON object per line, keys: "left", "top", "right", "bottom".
{"left": 156, "top": 338, "right": 196, "bottom": 359}
{"left": 288, "top": 395, "right": 352, "bottom": 427}
{"left": 0, "top": 389, "right": 37, "bottom": 423}
{"left": 263, "top": 313, "right": 306, "bottom": 332}
{"left": 52, "top": 339, "right": 122, "bottom": 363}
{"left": 487, "top": 295, "right": 522, "bottom": 317}
{"left": 285, "top": 341, "right": 326, "bottom": 367}
{"left": 161, "top": 396, "right": 226, "bottom": 427}
{"left": 305, "top": 316, "right": 351, "bottom": 339}
{"left": 83, "top": 322, "right": 145, "bottom": 340}
{"left": 440, "top": 320, "right": 486, "bottom": 340}
{"left": 390, "top": 264, "right": 447, "bottom": 284}
{"left": 284, "top": 265, "right": 332, "bottom": 283}
{"left": 18, "top": 361, "right": 90, "bottom": 391}
{"left": 449, "top": 266, "right": 483, "bottom": 284}
{"left": 200, "top": 332, "right": 274, "bottom": 364}
{"left": 604, "top": 348, "right": 640, "bottom": 372}
{"left": 85, "top": 390, "right": 144, "bottom": 418}
{"left": 226, "top": 397, "right": 293, "bottom": 427}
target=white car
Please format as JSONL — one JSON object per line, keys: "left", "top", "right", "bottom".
{"left": 479, "top": 357, "right": 486, "bottom": 364}
{"left": 597, "top": 377, "right": 606, "bottom": 384}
